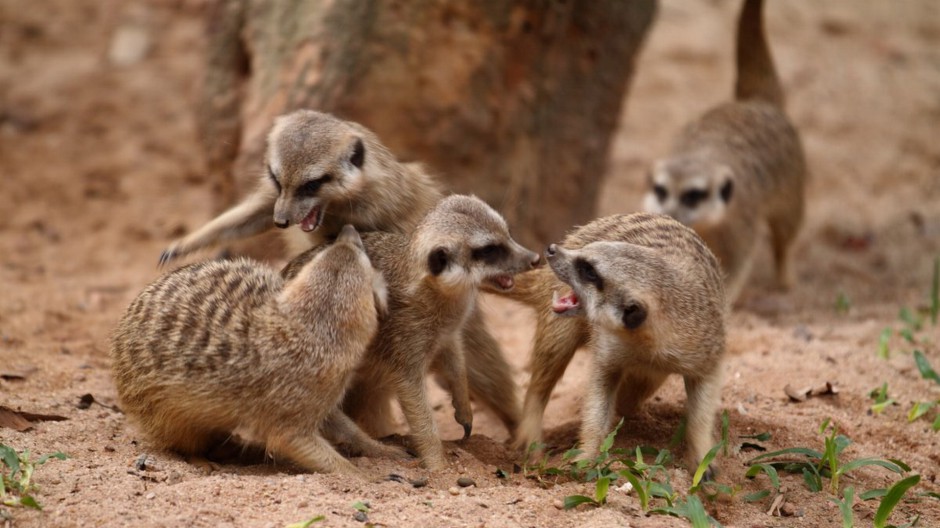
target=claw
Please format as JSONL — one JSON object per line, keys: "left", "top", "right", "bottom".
{"left": 158, "top": 249, "right": 175, "bottom": 268}
{"left": 462, "top": 423, "right": 472, "bottom": 440}
{"left": 702, "top": 465, "right": 716, "bottom": 482}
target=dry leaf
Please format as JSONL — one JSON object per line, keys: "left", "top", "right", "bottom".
{"left": 0, "top": 405, "right": 68, "bottom": 431}
{"left": 784, "top": 384, "right": 811, "bottom": 402}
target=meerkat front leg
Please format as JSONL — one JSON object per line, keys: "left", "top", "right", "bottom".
{"left": 682, "top": 367, "right": 724, "bottom": 479}
{"left": 576, "top": 341, "right": 623, "bottom": 460}
{"left": 432, "top": 333, "right": 473, "bottom": 439}
{"left": 461, "top": 308, "right": 520, "bottom": 433}
{"left": 160, "top": 185, "right": 277, "bottom": 265}
{"left": 320, "top": 408, "right": 409, "bottom": 460}
{"left": 393, "top": 367, "right": 447, "bottom": 470}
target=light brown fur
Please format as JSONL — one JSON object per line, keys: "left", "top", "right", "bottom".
{"left": 508, "top": 214, "right": 726, "bottom": 473}
{"left": 159, "top": 110, "right": 523, "bottom": 435}
{"left": 282, "top": 195, "right": 540, "bottom": 470}
{"left": 642, "top": 0, "right": 806, "bottom": 302}
{"left": 112, "top": 226, "right": 400, "bottom": 476}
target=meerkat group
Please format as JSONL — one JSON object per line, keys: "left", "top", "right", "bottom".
{"left": 112, "top": 0, "right": 802, "bottom": 477}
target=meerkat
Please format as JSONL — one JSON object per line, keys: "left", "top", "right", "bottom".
{"left": 112, "top": 225, "right": 403, "bottom": 476}
{"left": 507, "top": 214, "right": 726, "bottom": 475}
{"left": 159, "top": 110, "right": 522, "bottom": 435}
{"left": 642, "top": 0, "right": 806, "bottom": 302}
{"left": 282, "top": 195, "right": 541, "bottom": 470}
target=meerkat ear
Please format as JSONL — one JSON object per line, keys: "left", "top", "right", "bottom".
{"left": 427, "top": 247, "right": 449, "bottom": 276}
{"left": 622, "top": 302, "right": 647, "bottom": 330}
{"left": 350, "top": 138, "right": 365, "bottom": 169}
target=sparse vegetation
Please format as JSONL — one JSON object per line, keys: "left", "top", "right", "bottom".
{"left": 0, "top": 443, "right": 67, "bottom": 512}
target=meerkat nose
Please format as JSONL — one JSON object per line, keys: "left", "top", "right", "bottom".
{"left": 546, "top": 244, "right": 558, "bottom": 257}
{"left": 530, "top": 253, "right": 541, "bottom": 268}
{"left": 274, "top": 219, "right": 289, "bottom": 229}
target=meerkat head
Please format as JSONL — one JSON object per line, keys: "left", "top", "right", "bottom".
{"left": 265, "top": 110, "right": 376, "bottom": 233}
{"left": 642, "top": 157, "right": 735, "bottom": 229}
{"left": 280, "top": 224, "right": 387, "bottom": 317}
{"left": 414, "top": 195, "right": 541, "bottom": 296}
{"left": 547, "top": 241, "right": 667, "bottom": 336}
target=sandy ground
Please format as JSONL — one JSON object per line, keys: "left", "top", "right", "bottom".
{"left": 2, "top": 1, "right": 940, "bottom": 526}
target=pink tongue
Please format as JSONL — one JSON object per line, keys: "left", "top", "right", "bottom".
{"left": 300, "top": 206, "right": 321, "bottom": 232}
{"left": 496, "top": 275, "right": 514, "bottom": 290}
{"left": 552, "top": 291, "right": 579, "bottom": 313}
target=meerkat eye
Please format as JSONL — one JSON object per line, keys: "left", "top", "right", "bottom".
{"left": 575, "top": 258, "right": 603, "bottom": 291}
{"left": 350, "top": 138, "right": 365, "bottom": 169}
{"left": 622, "top": 302, "right": 647, "bottom": 330}
{"left": 680, "top": 188, "right": 709, "bottom": 208}
{"left": 471, "top": 243, "right": 508, "bottom": 264}
{"left": 296, "top": 175, "right": 332, "bottom": 198}
{"left": 267, "top": 166, "right": 281, "bottom": 193}
{"left": 653, "top": 184, "right": 668, "bottom": 202}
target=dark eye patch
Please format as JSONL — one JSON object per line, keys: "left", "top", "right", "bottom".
{"left": 680, "top": 188, "right": 709, "bottom": 208}
{"left": 295, "top": 174, "right": 333, "bottom": 198}
{"left": 622, "top": 302, "right": 647, "bottom": 329}
{"left": 653, "top": 184, "right": 668, "bottom": 202}
{"left": 575, "top": 258, "right": 603, "bottom": 291}
{"left": 268, "top": 166, "right": 281, "bottom": 193}
{"left": 471, "top": 243, "right": 508, "bottom": 264}
{"left": 350, "top": 138, "right": 365, "bottom": 168}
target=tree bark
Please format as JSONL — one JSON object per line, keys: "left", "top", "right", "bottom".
{"left": 200, "top": 0, "right": 656, "bottom": 249}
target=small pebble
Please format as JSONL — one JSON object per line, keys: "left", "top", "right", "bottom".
{"left": 410, "top": 477, "right": 429, "bottom": 488}
{"left": 353, "top": 511, "right": 368, "bottom": 523}
{"left": 135, "top": 454, "right": 149, "bottom": 471}
{"left": 145, "top": 492, "right": 155, "bottom": 500}
{"left": 448, "top": 487, "right": 461, "bottom": 496}
{"left": 780, "top": 502, "right": 799, "bottom": 517}
{"left": 457, "top": 477, "right": 476, "bottom": 488}
{"left": 552, "top": 499, "right": 564, "bottom": 510}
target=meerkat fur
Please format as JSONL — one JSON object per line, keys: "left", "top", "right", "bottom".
{"left": 642, "top": 0, "right": 806, "bottom": 302}
{"left": 283, "top": 195, "right": 541, "bottom": 470}
{"left": 112, "top": 225, "right": 401, "bottom": 476}
{"left": 160, "top": 110, "right": 523, "bottom": 435}
{"left": 508, "top": 214, "right": 726, "bottom": 475}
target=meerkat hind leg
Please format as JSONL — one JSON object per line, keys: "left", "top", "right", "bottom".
{"left": 265, "top": 430, "right": 363, "bottom": 477}
{"left": 394, "top": 373, "right": 446, "bottom": 470}
{"left": 462, "top": 309, "right": 520, "bottom": 434}
{"left": 431, "top": 335, "right": 473, "bottom": 439}
{"left": 321, "top": 408, "right": 409, "bottom": 459}
{"left": 682, "top": 372, "right": 723, "bottom": 480}
{"left": 513, "top": 314, "right": 585, "bottom": 454}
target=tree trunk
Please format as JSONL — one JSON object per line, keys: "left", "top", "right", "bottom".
{"left": 200, "top": 0, "right": 656, "bottom": 249}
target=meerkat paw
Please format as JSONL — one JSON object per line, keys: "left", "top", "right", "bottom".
{"left": 453, "top": 409, "right": 473, "bottom": 440}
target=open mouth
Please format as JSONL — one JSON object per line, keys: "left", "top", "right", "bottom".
{"left": 485, "top": 274, "right": 515, "bottom": 292}
{"left": 300, "top": 205, "right": 324, "bottom": 232}
{"left": 551, "top": 289, "right": 581, "bottom": 315}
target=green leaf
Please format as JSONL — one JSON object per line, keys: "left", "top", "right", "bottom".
{"left": 351, "top": 501, "right": 369, "bottom": 512}
{"left": 19, "top": 495, "right": 41, "bottom": 510}
{"left": 0, "top": 445, "right": 20, "bottom": 478}
{"left": 889, "top": 458, "right": 913, "bottom": 472}
{"left": 819, "top": 417, "right": 832, "bottom": 434}
{"left": 35, "top": 452, "right": 67, "bottom": 465}
{"left": 933, "top": 415, "right": 940, "bottom": 432}
{"left": 563, "top": 494, "right": 598, "bottom": 510}
{"left": 594, "top": 477, "right": 610, "bottom": 504}
{"left": 285, "top": 516, "right": 325, "bottom": 528}
{"left": 829, "top": 486, "right": 854, "bottom": 528}
{"left": 740, "top": 432, "right": 771, "bottom": 442}
{"left": 878, "top": 328, "right": 892, "bottom": 359}
{"left": 860, "top": 488, "right": 888, "bottom": 501}
{"left": 669, "top": 418, "right": 687, "bottom": 449}
{"left": 747, "top": 446, "right": 823, "bottom": 464}
{"left": 600, "top": 419, "right": 624, "bottom": 454}
{"left": 619, "top": 471, "right": 648, "bottom": 511}
{"left": 691, "top": 443, "right": 722, "bottom": 490}
{"left": 742, "top": 490, "right": 771, "bottom": 502}
{"left": 803, "top": 467, "right": 822, "bottom": 493}
{"left": 683, "top": 495, "right": 716, "bottom": 528}
{"left": 720, "top": 411, "right": 730, "bottom": 456}
{"left": 908, "top": 401, "right": 936, "bottom": 422}
{"left": 745, "top": 464, "right": 780, "bottom": 489}
{"left": 871, "top": 398, "right": 897, "bottom": 415}
{"left": 913, "top": 350, "right": 940, "bottom": 385}
{"left": 839, "top": 457, "right": 906, "bottom": 477}
{"left": 874, "top": 474, "right": 920, "bottom": 528}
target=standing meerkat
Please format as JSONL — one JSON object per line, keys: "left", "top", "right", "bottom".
{"left": 642, "top": 0, "right": 806, "bottom": 302}
{"left": 159, "top": 110, "right": 522, "bottom": 435}
{"left": 508, "top": 214, "right": 726, "bottom": 474}
{"left": 283, "top": 195, "right": 541, "bottom": 470}
{"left": 112, "top": 226, "right": 402, "bottom": 476}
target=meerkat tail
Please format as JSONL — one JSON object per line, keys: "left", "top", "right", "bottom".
{"left": 734, "top": 0, "right": 784, "bottom": 107}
